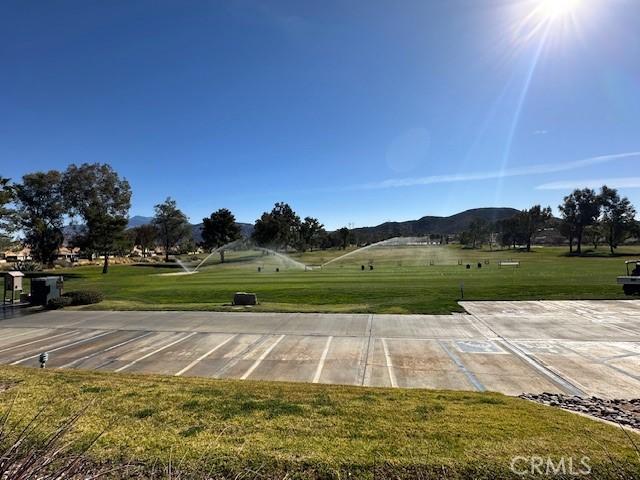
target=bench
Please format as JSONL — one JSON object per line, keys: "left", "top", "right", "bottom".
{"left": 499, "top": 261, "right": 520, "bottom": 268}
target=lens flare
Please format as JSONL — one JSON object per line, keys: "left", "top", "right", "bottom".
{"left": 512, "top": 0, "right": 592, "bottom": 45}
{"left": 535, "top": 0, "right": 582, "bottom": 20}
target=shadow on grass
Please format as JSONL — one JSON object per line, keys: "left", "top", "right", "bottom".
{"left": 561, "top": 250, "right": 640, "bottom": 258}
{"left": 130, "top": 262, "right": 182, "bottom": 269}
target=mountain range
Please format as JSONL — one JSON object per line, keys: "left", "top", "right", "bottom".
{"left": 122, "top": 208, "right": 520, "bottom": 243}
{"left": 127, "top": 216, "right": 253, "bottom": 243}
{"left": 350, "top": 208, "right": 520, "bottom": 241}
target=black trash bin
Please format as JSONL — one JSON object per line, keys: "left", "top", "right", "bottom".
{"left": 30, "top": 276, "right": 63, "bottom": 306}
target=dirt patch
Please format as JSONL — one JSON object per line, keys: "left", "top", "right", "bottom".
{"left": 0, "top": 382, "right": 18, "bottom": 394}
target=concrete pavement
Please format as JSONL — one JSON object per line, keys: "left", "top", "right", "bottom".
{"left": 0, "top": 300, "right": 638, "bottom": 398}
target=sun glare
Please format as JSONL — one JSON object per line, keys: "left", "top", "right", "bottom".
{"left": 512, "top": 0, "right": 591, "bottom": 44}
{"left": 535, "top": 0, "right": 582, "bottom": 21}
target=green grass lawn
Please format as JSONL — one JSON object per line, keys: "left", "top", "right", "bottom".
{"left": 0, "top": 366, "right": 638, "bottom": 479}
{"left": 57, "top": 245, "right": 640, "bottom": 314}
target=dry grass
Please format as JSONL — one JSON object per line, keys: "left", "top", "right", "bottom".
{"left": 0, "top": 365, "right": 639, "bottom": 478}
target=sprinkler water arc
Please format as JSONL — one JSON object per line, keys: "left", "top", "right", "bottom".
{"left": 320, "top": 238, "right": 397, "bottom": 268}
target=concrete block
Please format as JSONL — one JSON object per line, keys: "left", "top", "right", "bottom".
{"left": 233, "top": 292, "right": 258, "bottom": 306}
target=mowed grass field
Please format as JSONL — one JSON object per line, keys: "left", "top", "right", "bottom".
{"left": 1, "top": 366, "right": 639, "bottom": 479}
{"left": 58, "top": 245, "right": 640, "bottom": 314}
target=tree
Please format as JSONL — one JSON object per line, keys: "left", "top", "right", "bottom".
{"left": 0, "top": 177, "right": 14, "bottom": 245}
{"left": 252, "top": 202, "right": 300, "bottom": 250}
{"left": 337, "top": 227, "right": 350, "bottom": 250}
{"left": 300, "top": 217, "right": 324, "bottom": 252}
{"left": 252, "top": 212, "right": 279, "bottom": 247}
{"left": 179, "top": 236, "right": 197, "bottom": 255}
{"left": 497, "top": 216, "right": 522, "bottom": 249}
{"left": 583, "top": 224, "right": 604, "bottom": 250}
{"left": 558, "top": 195, "right": 577, "bottom": 253}
{"left": 62, "top": 163, "right": 132, "bottom": 273}
{"left": 113, "top": 228, "right": 136, "bottom": 257}
{"left": 463, "top": 218, "right": 488, "bottom": 249}
{"left": 631, "top": 220, "right": 640, "bottom": 241}
{"left": 14, "top": 171, "right": 65, "bottom": 267}
{"left": 559, "top": 188, "right": 600, "bottom": 254}
{"left": 317, "top": 230, "right": 333, "bottom": 250}
{"left": 599, "top": 186, "right": 636, "bottom": 255}
{"left": 201, "top": 208, "right": 241, "bottom": 263}
{"left": 152, "top": 198, "right": 191, "bottom": 262}
{"left": 519, "top": 205, "right": 552, "bottom": 252}
{"left": 133, "top": 224, "right": 158, "bottom": 258}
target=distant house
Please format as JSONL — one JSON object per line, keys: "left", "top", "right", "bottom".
{"left": 56, "top": 246, "right": 81, "bottom": 262}
{"left": 3, "top": 247, "right": 32, "bottom": 262}
{"left": 130, "top": 245, "right": 159, "bottom": 257}
{"left": 534, "top": 227, "right": 567, "bottom": 246}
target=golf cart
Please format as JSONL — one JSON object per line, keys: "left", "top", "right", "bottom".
{"left": 617, "top": 260, "right": 640, "bottom": 295}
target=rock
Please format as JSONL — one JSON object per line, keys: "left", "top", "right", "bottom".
{"left": 519, "top": 393, "right": 639, "bottom": 431}
{"left": 233, "top": 292, "right": 258, "bottom": 306}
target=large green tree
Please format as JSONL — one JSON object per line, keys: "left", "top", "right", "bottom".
{"left": 337, "top": 227, "right": 350, "bottom": 250}
{"left": 583, "top": 224, "right": 604, "bottom": 250}
{"left": 558, "top": 195, "right": 577, "bottom": 253}
{"left": 252, "top": 212, "right": 278, "bottom": 247}
{"left": 62, "top": 163, "right": 131, "bottom": 273}
{"left": 497, "top": 216, "right": 523, "bottom": 249}
{"left": 559, "top": 188, "right": 600, "bottom": 254}
{"left": 599, "top": 186, "right": 636, "bottom": 255}
{"left": 153, "top": 198, "right": 191, "bottom": 262}
{"left": 462, "top": 218, "right": 488, "bottom": 249}
{"left": 519, "top": 205, "right": 552, "bottom": 252}
{"left": 133, "top": 224, "right": 158, "bottom": 258}
{"left": 201, "top": 208, "right": 241, "bottom": 263}
{"left": 0, "top": 177, "right": 14, "bottom": 248}
{"left": 300, "top": 217, "right": 324, "bottom": 252}
{"left": 252, "top": 202, "right": 300, "bottom": 250}
{"left": 14, "top": 171, "right": 65, "bottom": 267}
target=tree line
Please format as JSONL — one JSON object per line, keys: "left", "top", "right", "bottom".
{"left": 463, "top": 186, "right": 638, "bottom": 254}
{"left": 0, "top": 165, "right": 132, "bottom": 273}
{"left": 2, "top": 165, "right": 638, "bottom": 274}
{"left": 0, "top": 165, "right": 352, "bottom": 273}
{"left": 251, "top": 202, "right": 350, "bottom": 252}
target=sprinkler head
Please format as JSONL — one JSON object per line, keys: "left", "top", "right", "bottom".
{"left": 39, "top": 352, "right": 49, "bottom": 368}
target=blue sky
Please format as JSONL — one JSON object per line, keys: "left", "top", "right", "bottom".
{"left": 2, "top": 0, "right": 639, "bottom": 229}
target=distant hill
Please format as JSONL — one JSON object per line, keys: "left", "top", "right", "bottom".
{"left": 126, "top": 216, "right": 254, "bottom": 243}
{"left": 127, "top": 215, "right": 153, "bottom": 228}
{"left": 65, "top": 208, "right": 520, "bottom": 245}
{"left": 350, "top": 208, "right": 520, "bottom": 242}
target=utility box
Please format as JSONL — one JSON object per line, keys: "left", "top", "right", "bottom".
{"left": 233, "top": 292, "right": 257, "bottom": 306}
{"left": 3, "top": 271, "right": 25, "bottom": 304}
{"left": 30, "top": 276, "right": 64, "bottom": 306}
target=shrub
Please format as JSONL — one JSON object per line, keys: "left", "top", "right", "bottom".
{"left": 46, "top": 296, "right": 73, "bottom": 309}
{"left": 62, "top": 290, "right": 104, "bottom": 306}
{"left": 15, "top": 260, "right": 42, "bottom": 272}
{"left": 53, "top": 259, "right": 72, "bottom": 268}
